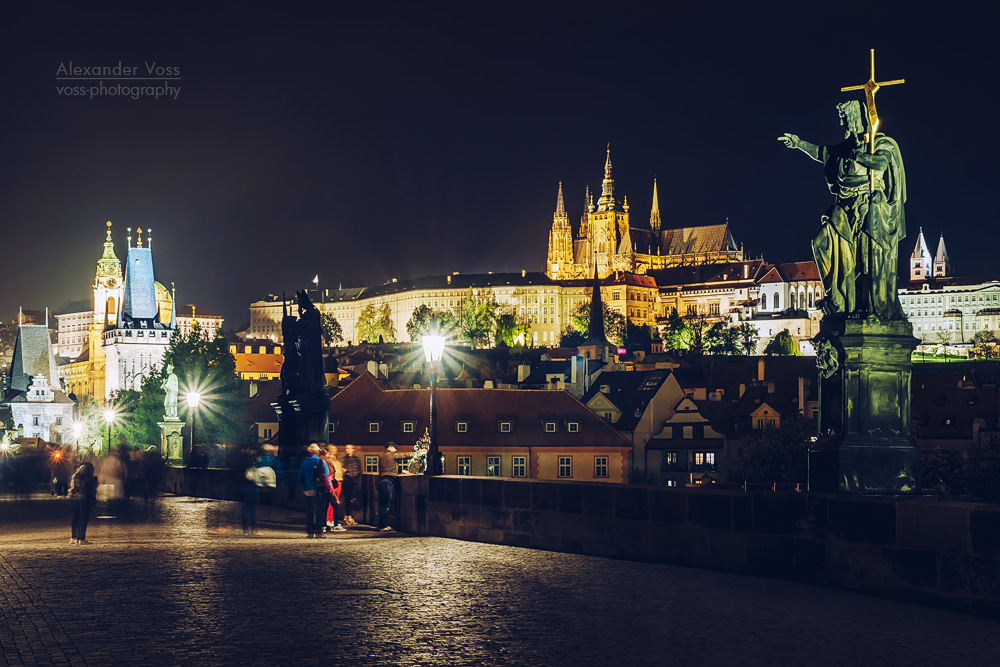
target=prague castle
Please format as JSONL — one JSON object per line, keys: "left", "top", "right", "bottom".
{"left": 546, "top": 146, "right": 743, "bottom": 280}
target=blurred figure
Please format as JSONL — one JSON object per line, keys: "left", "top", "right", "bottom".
{"left": 239, "top": 445, "right": 262, "bottom": 535}
{"left": 341, "top": 444, "right": 361, "bottom": 526}
{"left": 297, "top": 443, "right": 333, "bottom": 538}
{"left": 68, "top": 461, "right": 98, "bottom": 544}
{"left": 141, "top": 448, "right": 165, "bottom": 506}
{"left": 325, "top": 445, "right": 346, "bottom": 532}
{"left": 377, "top": 442, "right": 397, "bottom": 531}
{"left": 50, "top": 449, "right": 71, "bottom": 497}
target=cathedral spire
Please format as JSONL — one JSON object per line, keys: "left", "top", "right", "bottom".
{"left": 555, "top": 181, "right": 566, "bottom": 217}
{"left": 650, "top": 178, "right": 662, "bottom": 236}
{"left": 587, "top": 261, "right": 607, "bottom": 345}
{"left": 579, "top": 185, "right": 591, "bottom": 237}
{"left": 933, "top": 232, "right": 951, "bottom": 278}
{"left": 596, "top": 144, "right": 616, "bottom": 212}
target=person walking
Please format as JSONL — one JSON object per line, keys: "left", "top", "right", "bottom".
{"left": 68, "top": 461, "right": 98, "bottom": 545}
{"left": 341, "top": 444, "right": 362, "bottom": 526}
{"left": 325, "top": 445, "right": 346, "bottom": 532}
{"left": 297, "top": 443, "right": 334, "bottom": 538}
{"left": 376, "top": 442, "right": 397, "bottom": 532}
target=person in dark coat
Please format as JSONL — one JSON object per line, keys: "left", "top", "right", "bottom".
{"left": 68, "top": 461, "right": 98, "bottom": 544}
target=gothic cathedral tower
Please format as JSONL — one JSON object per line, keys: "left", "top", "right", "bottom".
{"left": 590, "top": 145, "right": 631, "bottom": 277}
{"left": 546, "top": 182, "right": 574, "bottom": 279}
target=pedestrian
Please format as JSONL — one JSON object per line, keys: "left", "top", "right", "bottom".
{"left": 297, "top": 442, "right": 333, "bottom": 538}
{"left": 376, "top": 441, "right": 397, "bottom": 532}
{"left": 325, "top": 445, "right": 346, "bottom": 532}
{"left": 68, "top": 461, "right": 97, "bottom": 545}
{"left": 239, "top": 446, "right": 261, "bottom": 536}
{"left": 341, "top": 443, "right": 362, "bottom": 526}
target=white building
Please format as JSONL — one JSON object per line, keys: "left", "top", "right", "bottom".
{"left": 3, "top": 319, "right": 76, "bottom": 442}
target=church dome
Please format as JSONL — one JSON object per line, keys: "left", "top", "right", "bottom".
{"left": 155, "top": 281, "right": 173, "bottom": 325}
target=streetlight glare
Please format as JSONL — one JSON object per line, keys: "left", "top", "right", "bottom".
{"left": 422, "top": 335, "right": 446, "bottom": 364}
{"left": 103, "top": 408, "right": 116, "bottom": 424}
{"left": 186, "top": 391, "right": 202, "bottom": 408}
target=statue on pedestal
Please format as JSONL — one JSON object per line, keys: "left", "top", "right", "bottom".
{"left": 161, "top": 364, "right": 179, "bottom": 420}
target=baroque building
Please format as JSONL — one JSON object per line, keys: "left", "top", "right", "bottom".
{"left": 546, "top": 146, "right": 743, "bottom": 281}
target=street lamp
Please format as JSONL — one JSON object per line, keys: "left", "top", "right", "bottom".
{"left": 186, "top": 391, "right": 201, "bottom": 459}
{"left": 421, "top": 334, "right": 445, "bottom": 475}
{"left": 102, "top": 408, "right": 117, "bottom": 456}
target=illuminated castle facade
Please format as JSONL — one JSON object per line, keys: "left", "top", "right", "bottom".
{"left": 546, "top": 147, "right": 743, "bottom": 280}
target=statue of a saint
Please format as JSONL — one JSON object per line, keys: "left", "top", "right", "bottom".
{"left": 779, "top": 99, "right": 906, "bottom": 320}
{"left": 280, "top": 295, "right": 301, "bottom": 397}
{"left": 296, "top": 290, "right": 325, "bottom": 395}
{"left": 162, "top": 364, "right": 179, "bottom": 420}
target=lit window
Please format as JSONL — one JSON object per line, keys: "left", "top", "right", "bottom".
{"left": 402, "top": 422, "right": 414, "bottom": 433}
{"left": 499, "top": 421, "right": 512, "bottom": 433}
{"left": 567, "top": 422, "right": 579, "bottom": 433}
{"left": 545, "top": 422, "right": 557, "bottom": 433}
{"left": 594, "top": 456, "right": 608, "bottom": 478}
{"left": 487, "top": 456, "right": 501, "bottom": 477}
{"left": 456, "top": 422, "right": 468, "bottom": 433}
{"left": 458, "top": 457, "right": 471, "bottom": 475}
{"left": 365, "top": 456, "right": 378, "bottom": 473}
{"left": 368, "top": 422, "right": 380, "bottom": 433}
{"left": 558, "top": 456, "right": 572, "bottom": 478}
{"left": 512, "top": 456, "right": 526, "bottom": 477}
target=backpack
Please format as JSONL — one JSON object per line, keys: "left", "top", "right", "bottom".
{"left": 312, "top": 459, "right": 328, "bottom": 494}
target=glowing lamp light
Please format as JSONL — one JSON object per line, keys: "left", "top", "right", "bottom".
{"left": 103, "top": 408, "right": 116, "bottom": 424}
{"left": 422, "top": 335, "right": 445, "bottom": 364}
{"left": 186, "top": 391, "right": 202, "bottom": 408}
{"left": 0, "top": 441, "right": 8, "bottom": 453}
{"left": 72, "top": 422, "right": 84, "bottom": 439}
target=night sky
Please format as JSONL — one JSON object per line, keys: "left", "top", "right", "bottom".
{"left": 2, "top": 3, "right": 996, "bottom": 329}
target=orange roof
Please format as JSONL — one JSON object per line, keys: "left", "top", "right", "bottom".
{"left": 234, "top": 352, "right": 283, "bottom": 375}
{"left": 758, "top": 261, "right": 820, "bottom": 284}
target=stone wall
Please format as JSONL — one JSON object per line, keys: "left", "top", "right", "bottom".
{"left": 395, "top": 475, "right": 1000, "bottom": 617}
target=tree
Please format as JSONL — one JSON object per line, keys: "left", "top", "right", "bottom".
{"left": 495, "top": 312, "right": 531, "bottom": 348}
{"left": 572, "top": 300, "right": 626, "bottom": 347}
{"left": 741, "top": 413, "right": 816, "bottom": 484}
{"left": 624, "top": 322, "right": 653, "bottom": 351}
{"left": 735, "top": 322, "right": 760, "bottom": 356}
{"left": 320, "top": 313, "right": 344, "bottom": 346}
{"left": 660, "top": 308, "right": 691, "bottom": 352}
{"left": 406, "top": 305, "right": 458, "bottom": 343}
{"left": 972, "top": 330, "right": 1000, "bottom": 359}
{"left": 704, "top": 321, "right": 741, "bottom": 356}
{"left": 357, "top": 300, "right": 396, "bottom": 343}
{"left": 0, "top": 320, "right": 16, "bottom": 360}
{"left": 456, "top": 288, "right": 498, "bottom": 349}
{"left": 682, "top": 308, "right": 712, "bottom": 354}
{"left": 763, "top": 329, "right": 799, "bottom": 356}
{"left": 560, "top": 327, "right": 585, "bottom": 347}
{"left": 118, "top": 325, "right": 246, "bottom": 449}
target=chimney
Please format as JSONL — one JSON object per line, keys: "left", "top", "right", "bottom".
{"left": 367, "top": 360, "right": 378, "bottom": 377}
{"left": 570, "top": 356, "right": 578, "bottom": 385}
{"left": 757, "top": 357, "right": 765, "bottom": 382}
{"left": 739, "top": 383, "right": 746, "bottom": 398}
{"left": 249, "top": 381, "right": 258, "bottom": 398}
{"left": 379, "top": 362, "right": 388, "bottom": 378}
{"left": 522, "top": 269, "right": 526, "bottom": 277}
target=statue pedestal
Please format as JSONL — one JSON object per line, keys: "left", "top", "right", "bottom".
{"left": 272, "top": 393, "right": 330, "bottom": 455}
{"left": 159, "top": 419, "right": 185, "bottom": 465}
{"left": 817, "top": 317, "right": 921, "bottom": 494}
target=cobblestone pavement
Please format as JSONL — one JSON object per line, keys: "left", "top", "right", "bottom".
{"left": 2, "top": 495, "right": 999, "bottom": 666}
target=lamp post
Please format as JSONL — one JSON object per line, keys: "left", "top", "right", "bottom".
{"left": 421, "top": 334, "right": 445, "bottom": 475}
{"left": 186, "top": 391, "right": 202, "bottom": 458}
{"left": 102, "top": 408, "right": 116, "bottom": 456}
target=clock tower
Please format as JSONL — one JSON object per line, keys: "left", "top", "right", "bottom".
{"left": 90, "top": 221, "right": 122, "bottom": 400}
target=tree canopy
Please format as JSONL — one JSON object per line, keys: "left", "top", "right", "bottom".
{"left": 741, "top": 413, "right": 816, "bottom": 484}
{"left": 763, "top": 329, "right": 799, "bottom": 356}
{"left": 320, "top": 313, "right": 344, "bottom": 346}
{"left": 357, "top": 300, "right": 396, "bottom": 343}
{"left": 572, "top": 300, "right": 626, "bottom": 347}
{"left": 456, "top": 288, "right": 498, "bottom": 349}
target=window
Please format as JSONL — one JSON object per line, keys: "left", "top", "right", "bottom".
{"left": 761, "top": 293, "right": 767, "bottom": 309}
{"left": 365, "top": 456, "right": 378, "bottom": 473}
{"left": 567, "top": 422, "right": 579, "bottom": 433}
{"left": 544, "top": 422, "right": 557, "bottom": 433}
{"left": 402, "top": 422, "right": 414, "bottom": 433}
{"left": 594, "top": 456, "right": 608, "bottom": 478}
{"left": 499, "top": 421, "right": 512, "bottom": 433}
{"left": 457, "top": 456, "right": 471, "bottom": 475}
{"left": 774, "top": 293, "right": 780, "bottom": 309}
{"left": 368, "top": 422, "right": 380, "bottom": 433}
{"left": 262, "top": 428, "right": 273, "bottom": 439}
{"left": 558, "top": 456, "right": 572, "bottom": 478}
{"left": 666, "top": 480, "right": 677, "bottom": 487}
{"left": 456, "top": 422, "right": 468, "bottom": 433}
{"left": 664, "top": 452, "right": 678, "bottom": 464}
{"left": 512, "top": 456, "right": 526, "bottom": 477}
{"left": 33, "top": 416, "right": 39, "bottom": 426}
{"left": 487, "top": 456, "right": 501, "bottom": 477}
{"left": 694, "top": 452, "right": 716, "bottom": 467}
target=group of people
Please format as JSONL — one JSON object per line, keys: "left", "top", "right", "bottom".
{"left": 297, "top": 441, "right": 398, "bottom": 537}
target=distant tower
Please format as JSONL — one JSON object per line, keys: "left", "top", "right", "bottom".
{"left": 649, "top": 178, "right": 662, "bottom": 237}
{"left": 909, "top": 227, "right": 932, "bottom": 281}
{"left": 94, "top": 221, "right": 123, "bottom": 329}
{"left": 933, "top": 232, "right": 951, "bottom": 278}
{"left": 590, "top": 145, "right": 631, "bottom": 277}
{"left": 546, "top": 182, "right": 574, "bottom": 279}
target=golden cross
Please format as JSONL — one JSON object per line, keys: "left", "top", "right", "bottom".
{"left": 841, "top": 49, "right": 904, "bottom": 155}
{"left": 136, "top": 227, "right": 144, "bottom": 248}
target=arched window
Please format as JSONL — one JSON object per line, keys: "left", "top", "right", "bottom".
{"left": 774, "top": 293, "right": 780, "bottom": 310}
{"left": 808, "top": 288, "right": 814, "bottom": 308}
{"left": 106, "top": 297, "right": 116, "bottom": 326}
{"left": 761, "top": 293, "right": 767, "bottom": 310}
{"left": 798, "top": 288, "right": 806, "bottom": 310}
